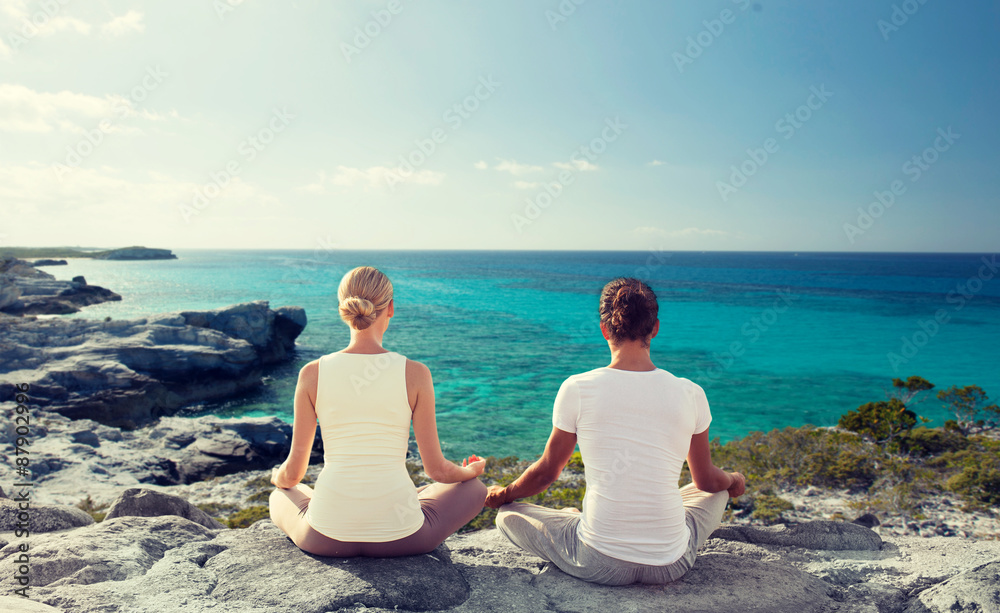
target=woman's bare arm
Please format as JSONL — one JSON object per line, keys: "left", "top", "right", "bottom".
{"left": 271, "top": 361, "right": 319, "bottom": 489}
{"left": 408, "top": 359, "right": 485, "bottom": 483}
{"left": 686, "top": 429, "right": 745, "bottom": 497}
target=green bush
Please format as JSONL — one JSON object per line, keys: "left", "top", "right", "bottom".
{"left": 838, "top": 398, "right": 917, "bottom": 448}
{"left": 76, "top": 495, "right": 109, "bottom": 523}
{"left": 707, "top": 426, "right": 881, "bottom": 492}
{"left": 947, "top": 466, "right": 1000, "bottom": 507}
{"left": 750, "top": 494, "right": 794, "bottom": 524}
{"left": 245, "top": 490, "right": 271, "bottom": 504}
{"left": 197, "top": 501, "right": 239, "bottom": 519}
{"left": 899, "top": 427, "right": 968, "bottom": 457}
{"left": 937, "top": 385, "right": 999, "bottom": 435}
{"left": 227, "top": 505, "right": 270, "bottom": 529}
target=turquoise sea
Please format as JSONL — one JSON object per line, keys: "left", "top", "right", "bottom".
{"left": 58, "top": 250, "right": 1000, "bottom": 459}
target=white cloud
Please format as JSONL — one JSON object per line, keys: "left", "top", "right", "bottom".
{"left": 297, "top": 165, "right": 445, "bottom": 193}
{"left": 634, "top": 226, "right": 730, "bottom": 239}
{"left": 671, "top": 227, "right": 730, "bottom": 238}
{"left": 0, "top": 84, "right": 175, "bottom": 133}
{"left": 513, "top": 181, "right": 540, "bottom": 190}
{"left": 646, "top": 159, "right": 664, "bottom": 167}
{"left": 0, "top": 163, "right": 279, "bottom": 221}
{"left": 1, "top": 0, "right": 30, "bottom": 20}
{"left": 42, "top": 15, "right": 91, "bottom": 35}
{"left": 101, "top": 10, "right": 144, "bottom": 36}
{"left": 473, "top": 160, "right": 488, "bottom": 170}
{"left": 553, "top": 159, "right": 598, "bottom": 172}
{"left": 494, "top": 159, "right": 543, "bottom": 175}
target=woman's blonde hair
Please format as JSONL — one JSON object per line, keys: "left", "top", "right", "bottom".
{"left": 338, "top": 266, "right": 393, "bottom": 331}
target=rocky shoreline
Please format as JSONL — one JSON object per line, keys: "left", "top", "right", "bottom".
{"left": 2, "top": 484, "right": 999, "bottom": 613}
{"left": 0, "top": 256, "right": 121, "bottom": 316}
{"left": 0, "top": 299, "right": 306, "bottom": 428}
{"left": 1, "top": 255, "right": 999, "bottom": 612}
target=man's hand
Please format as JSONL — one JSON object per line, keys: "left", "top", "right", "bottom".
{"left": 484, "top": 485, "right": 509, "bottom": 509}
{"left": 727, "top": 472, "right": 747, "bottom": 498}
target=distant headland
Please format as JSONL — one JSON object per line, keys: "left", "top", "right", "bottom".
{"left": 0, "top": 245, "right": 178, "bottom": 260}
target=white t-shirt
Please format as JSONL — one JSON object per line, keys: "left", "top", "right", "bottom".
{"left": 552, "top": 367, "right": 712, "bottom": 566}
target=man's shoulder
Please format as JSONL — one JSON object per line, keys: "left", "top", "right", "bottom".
{"left": 562, "top": 367, "right": 609, "bottom": 385}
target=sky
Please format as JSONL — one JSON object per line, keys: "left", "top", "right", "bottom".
{"left": 1, "top": 0, "right": 998, "bottom": 252}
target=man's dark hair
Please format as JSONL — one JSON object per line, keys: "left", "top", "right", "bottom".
{"left": 599, "top": 277, "right": 658, "bottom": 346}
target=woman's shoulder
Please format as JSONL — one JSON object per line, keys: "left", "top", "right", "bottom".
{"left": 403, "top": 355, "right": 431, "bottom": 382}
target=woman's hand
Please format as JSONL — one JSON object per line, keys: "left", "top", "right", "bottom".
{"left": 727, "top": 471, "right": 747, "bottom": 498}
{"left": 461, "top": 454, "right": 486, "bottom": 479}
{"left": 271, "top": 464, "right": 292, "bottom": 489}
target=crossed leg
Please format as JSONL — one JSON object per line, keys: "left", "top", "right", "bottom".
{"left": 269, "top": 479, "right": 487, "bottom": 557}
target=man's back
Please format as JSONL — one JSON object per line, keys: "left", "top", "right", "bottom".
{"left": 553, "top": 367, "right": 712, "bottom": 565}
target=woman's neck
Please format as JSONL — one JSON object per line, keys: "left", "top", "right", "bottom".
{"left": 343, "top": 330, "right": 387, "bottom": 354}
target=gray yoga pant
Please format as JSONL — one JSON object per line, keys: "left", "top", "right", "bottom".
{"left": 287, "top": 478, "right": 487, "bottom": 557}
{"left": 496, "top": 483, "right": 729, "bottom": 585}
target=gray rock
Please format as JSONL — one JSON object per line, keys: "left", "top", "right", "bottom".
{"left": 1, "top": 516, "right": 468, "bottom": 613}
{"left": 0, "top": 516, "right": 216, "bottom": 591}
{"left": 0, "top": 412, "right": 321, "bottom": 506}
{"left": 907, "top": 560, "right": 1000, "bottom": 613}
{"left": 0, "top": 496, "right": 94, "bottom": 533}
{"left": 533, "top": 552, "right": 844, "bottom": 613}
{"left": 0, "top": 595, "right": 65, "bottom": 612}
{"left": 0, "top": 255, "right": 120, "bottom": 315}
{"left": 845, "top": 583, "right": 907, "bottom": 613}
{"left": 205, "top": 521, "right": 469, "bottom": 611}
{"left": 0, "top": 300, "right": 306, "bottom": 428}
{"left": 0, "top": 275, "right": 22, "bottom": 310}
{"left": 853, "top": 513, "right": 880, "bottom": 529}
{"left": 31, "top": 259, "right": 68, "bottom": 267}
{"left": 711, "top": 521, "right": 883, "bottom": 551}
{"left": 104, "top": 488, "right": 225, "bottom": 530}
{"left": 0, "top": 514, "right": 998, "bottom": 613}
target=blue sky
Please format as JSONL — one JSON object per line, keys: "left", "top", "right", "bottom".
{"left": 1, "top": 0, "right": 997, "bottom": 251}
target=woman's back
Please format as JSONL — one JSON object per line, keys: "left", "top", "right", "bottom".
{"left": 305, "top": 351, "right": 424, "bottom": 541}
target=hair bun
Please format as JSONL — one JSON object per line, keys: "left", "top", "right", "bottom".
{"left": 339, "top": 296, "right": 377, "bottom": 330}
{"left": 599, "top": 277, "right": 659, "bottom": 346}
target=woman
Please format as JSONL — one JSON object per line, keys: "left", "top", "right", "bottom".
{"left": 485, "top": 277, "right": 746, "bottom": 585}
{"left": 269, "top": 266, "right": 487, "bottom": 557}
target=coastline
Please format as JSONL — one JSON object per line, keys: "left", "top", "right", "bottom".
{"left": 2, "top": 252, "right": 997, "bottom": 539}
{"left": 1, "top": 252, "right": 999, "bottom": 612}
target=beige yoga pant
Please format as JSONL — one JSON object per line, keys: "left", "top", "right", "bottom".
{"left": 496, "top": 483, "right": 729, "bottom": 585}
{"left": 269, "top": 478, "right": 487, "bottom": 557}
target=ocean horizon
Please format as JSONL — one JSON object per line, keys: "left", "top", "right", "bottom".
{"left": 47, "top": 248, "right": 999, "bottom": 459}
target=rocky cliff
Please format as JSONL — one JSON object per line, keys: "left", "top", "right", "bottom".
{"left": 0, "top": 301, "right": 307, "bottom": 428}
{"left": 0, "top": 256, "right": 120, "bottom": 315}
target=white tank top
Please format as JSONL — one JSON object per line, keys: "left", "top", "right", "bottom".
{"left": 304, "top": 351, "right": 425, "bottom": 541}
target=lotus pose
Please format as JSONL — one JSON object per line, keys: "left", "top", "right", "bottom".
{"left": 269, "top": 266, "right": 487, "bottom": 556}
{"left": 485, "top": 277, "right": 746, "bottom": 585}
